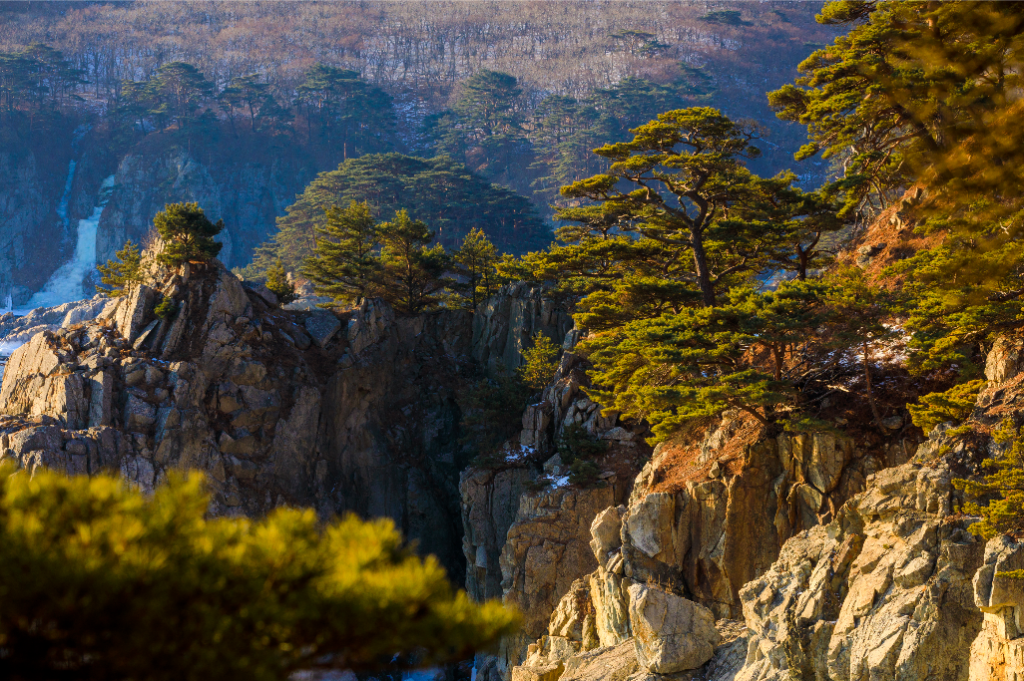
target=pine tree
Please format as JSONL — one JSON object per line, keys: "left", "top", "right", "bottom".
{"left": 294, "top": 63, "right": 395, "bottom": 155}
{"left": 96, "top": 239, "right": 143, "bottom": 297}
{"left": 377, "top": 210, "right": 448, "bottom": 315}
{"left": 0, "top": 466, "right": 517, "bottom": 680}
{"left": 776, "top": 2, "right": 1024, "bottom": 378}
{"left": 264, "top": 259, "right": 298, "bottom": 305}
{"left": 154, "top": 202, "right": 224, "bottom": 268}
{"left": 518, "top": 331, "right": 561, "bottom": 390}
{"left": 219, "top": 74, "right": 276, "bottom": 133}
{"left": 956, "top": 421, "right": 1024, "bottom": 540}
{"left": 149, "top": 61, "right": 213, "bottom": 131}
{"left": 303, "top": 201, "right": 381, "bottom": 305}
{"left": 451, "top": 227, "right": 498, "bottom": 311}
{"left": 423, "top": 70, "right": 529, "bottom": 185}
{"left": 908, "top": 379, "right": 986, "bottom": 434}
{"left": 243, "top": 154, "right": 547, "bottom": 278}
{"left": 583, "top": 300, "right": 790, "bottom": 438}
{"left": 510, "top": 107, "right": 824, "bottom": 323}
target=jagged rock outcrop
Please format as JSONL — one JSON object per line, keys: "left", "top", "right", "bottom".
{"left": 493, "top": 332, "right": 1024, "bottom": 681}
{"left": 509, "top": 483, "right": 746, "bottom": 681}
{"left": 618, "top": 416, "right": 913, "bottom": 619}
{"left": 970, "top": 536, "right": 1024, "bottom": 681}
{"left": 471, "top": 283, "right": 573, "bottom": 376}
{"left": 496, "top": 484, "right": 629, "bottom": 678}
{"left": 736, "top": 462, "right": 981, "bottom": 681}
{"left": 0, "top": 261, "right": 563, "bottom": 580}
{"left": 628, "top": 584, "right": 720, "bottom": 673}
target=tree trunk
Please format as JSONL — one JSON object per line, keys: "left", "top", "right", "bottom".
{"left": 690, "top": 226, "right": 716, "bottom": 307}
{"left": 862, "top": 340, "right": 883, "bottom": 427}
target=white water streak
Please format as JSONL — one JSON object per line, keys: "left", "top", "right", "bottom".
{"left": 27, "top": 175, "right": 116, "bottom": 309}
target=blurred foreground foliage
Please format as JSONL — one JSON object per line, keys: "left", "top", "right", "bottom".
{"left": 0, "top": 466, "right": 517, "bottom": 681}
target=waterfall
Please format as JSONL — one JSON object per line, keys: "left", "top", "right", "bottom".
{"left": 55, "top": 160, "right": 76, "bottom": 230}
{"left": 27, "top": 175, "right": 116, "bottom": 309}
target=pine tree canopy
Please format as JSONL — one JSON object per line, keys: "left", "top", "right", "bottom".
{"left": 243, "top": 154, "right": 548, "bottom": 279}
{"left": 377, "top": 210, "right": 450, "bottom": 315}
{"left": 303, "top": 200, "right": 382, "bottom": 305}
{"left": 776, "top": 1, "right": 1024, "bottom": 376}
{"left": 154, "top": 202, "right": 224, "bottom": 268}
{"left": 96, "top": 239, "right": 143, "bottom": 297}
{"left": 505, "top": 107, "right": 843, "bottom": 317}
{"left": 0, "top": 466, "right": 517, "bottom": 680}
{"left": 450, "top": 227, "right": 500, "bottom": 312}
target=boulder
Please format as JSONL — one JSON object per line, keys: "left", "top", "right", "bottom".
{"left": 558, "top": 640, "right": 639, "bottom": 681}
{"left": 590, "top": 505, "right": 624, "bottom": 566}
{"left": 974, "top": 535, "right": 1024, "bottom": 614}
{"left": 304, "top": 309, "right": 341, "bottom": 347}
{"left": 627, "top": 584, "right": 720, "bottom": 673}
{"left": 735, "top": 463, "right": 983, "bottom": 681}
{"left": 969, "top": 535, "right": 1024, "bottom": 681}
{"left": 243, "top": 281, "right": 278, "bottom": 307}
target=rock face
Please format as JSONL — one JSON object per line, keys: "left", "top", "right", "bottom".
{"left": 0, "top": 145, "right": 76, "bottom": 298}
{"left": 97, "top": 147, "right": 316, "bottom": 269}
{"left": 471, "top": 283, "right": 573, "bottom": 376}
{"left": 496, "top": 331, "right": 1024, "bottom": 681}
{"left": 628, "top": 584, "right": 720, "bottom": 673}
{"left": 736, "top": 462, "right": 982, "bottom": 681}
{"left": 462, "top": 466, "right": 537, "bottom": 602}
{"left": 0, "top": 262, "right": 564, "bottom": 581}
{"left": 617, "top": 417, "right": 913, "bottom": 619}
{"left": 497, "top": 484, "right": 627, "bottom": 677}
{"left": 970, "top": 536, "right": 1024, "bottom": 681}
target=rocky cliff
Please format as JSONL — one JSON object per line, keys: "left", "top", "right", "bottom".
{"left": 6, "top": 245, "right": 1024, "bottom": 681}
{"left": 97, "top": 141, "right": 318, "bottom": 270}
{"left": 491, "top": 333, "right": 1024, "bottom": 681}
{"left": 0, "top": 258, "right": 569, "bottom": 580}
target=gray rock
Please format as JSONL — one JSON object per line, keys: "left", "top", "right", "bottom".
{"left": 114, "top": 283, "right": 155, "bottom": 343}
{"left": 305, "top": 310, "right": 341, "bottom": 347}
{"left": 243, "top": 281, "right": 278, "bottom": 307}
{"left": 124, "top": 394, "right": 156, "bottom": 431}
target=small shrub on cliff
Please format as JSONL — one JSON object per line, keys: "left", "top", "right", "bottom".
{"left": 0, "top": 466, "right": 517, "bottom": 680}
{"left": 153, "top": 295, "right": 177, "bottom": 320}
{"left": 955, "top": 420, "right": 1024, "bottom": 540}
{"left": 518, "top": 331, "right": 560, "bottom": 390}
{"left": 908, "top": 379, "right": 986, "bottom": 434}
{"left": 557, "top": 424, "right": 608, "bottom": 487}
{"left": 556, "top": 423, "right": 608, "bottom": 466}
{"left": 265, "top": 259, "right": 299, "bottom": 304}
{"left": 96, "top": 239, "right": 142, "bottom": 297}
{"left": 154, "top": 202, "right": 224, "bottom": 268}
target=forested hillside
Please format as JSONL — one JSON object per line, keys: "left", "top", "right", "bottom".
{"left": 0, "top": 1, "right": 839, "bottom": 302}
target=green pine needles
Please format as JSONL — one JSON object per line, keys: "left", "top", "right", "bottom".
{"left": 96, "top": 239, "right": 143, "bottom": 297}
{"left": 154, "top": 202, "right": 224, "bottom": 268}
{"left": 303, "top": 201, "right": 505, "bottom": 315}
{"left": 0, "top": 465, "right": 518, "bottom": 680}
{"left": 264, "top": 259, "right": 299, "bottom": 304}
{"left": 956, "top": 421, "right": 1024, "bottom": 540}
{"left": 518, "top": 331, "right": 561, "bottom": 390}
